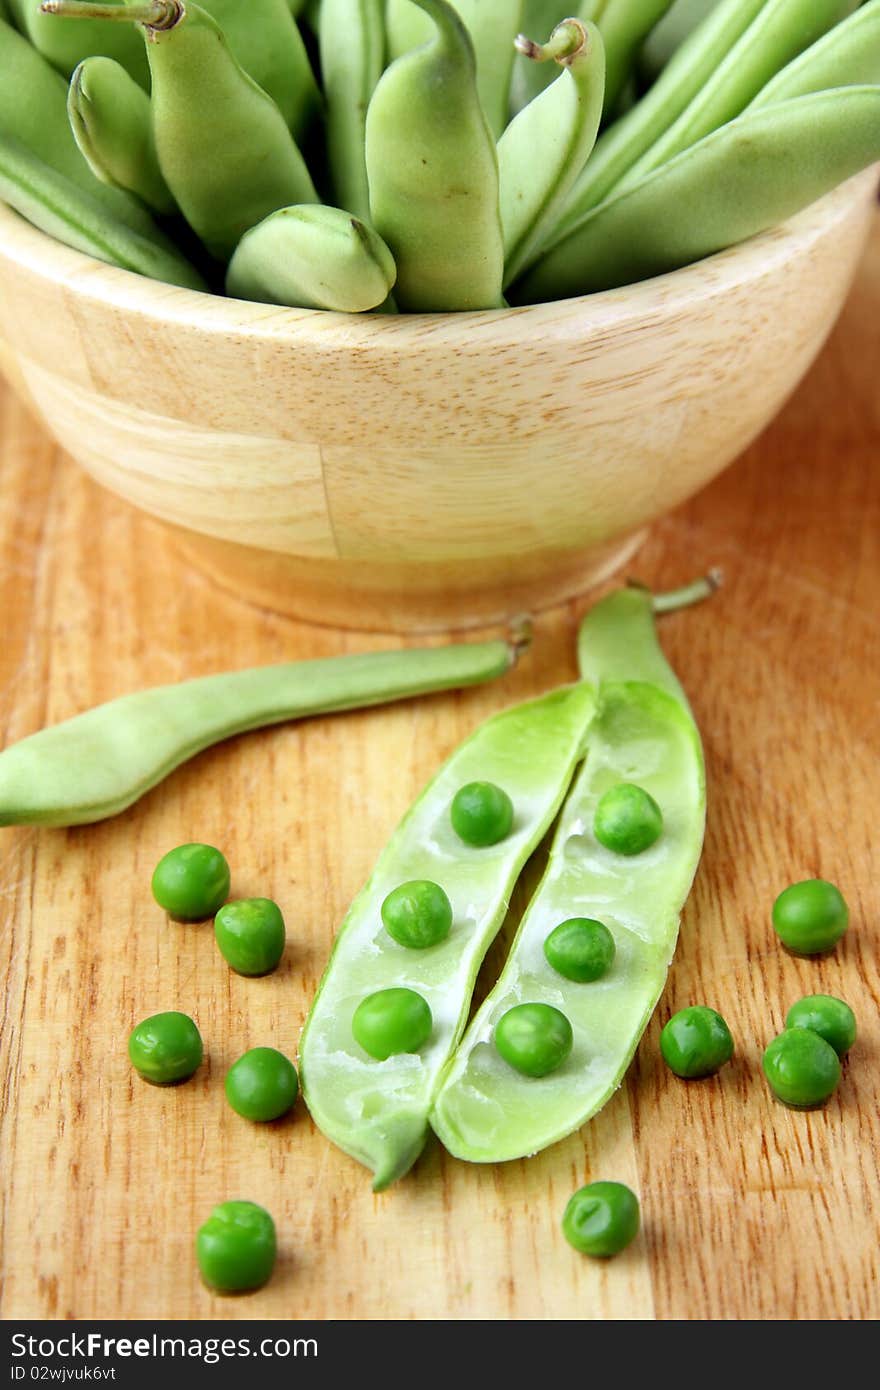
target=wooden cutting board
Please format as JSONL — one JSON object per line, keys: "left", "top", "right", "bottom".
{"left": 1, "top": 220, "right": 878, "bottom": 1323}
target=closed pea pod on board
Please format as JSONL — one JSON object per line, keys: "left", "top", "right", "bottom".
{"left": 0, "top": 636, "right": 521, "bottom": 827}
{"left": 431, "top": 580, "right": 710, "bottom": 1162}
{"left": 299, "top": 680, "right": 598, "bottom": 1189}
{"left": 366, "top": 0, "right": 505, "bottom": 310}
{"left": 226, "top": 204, "right": 396, "bottom": 312}
{"left": 41, "top": 0, "right": 318, "bottom": 262}
{"left": 67, "top": 56, "right": 176, "bottom": 215}
{"left": 515, "top": 86, "right": 880, "bottom": 302}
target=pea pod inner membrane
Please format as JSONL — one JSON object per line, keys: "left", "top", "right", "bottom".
{"left": 299, "top": 683, "right": 596, "bottom": 1190}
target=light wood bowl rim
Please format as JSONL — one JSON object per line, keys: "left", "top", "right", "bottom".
{"left": 0, "top": 168, "right": 877, "bottom": 349}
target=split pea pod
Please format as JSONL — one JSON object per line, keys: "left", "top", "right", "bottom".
{"left": 0, "top": 133, "right": 206, "bottom": 288}
{"left": 554, "top": 0, "right": 771, "bottom": 230}
{"left": 8, "top": 0, "right": 148, "bottom": 84}
{"left": 42, "top": 0, "right": 318, "bottom": 262}
{"left": 749, "top": 0, "right": 880, "bottom": 108}
{"left": 431, "top": 580, "right": 710, "bottom": 1163}
{"left": 0, "top": 15, "right": 162, "bottom": 230}
{"left": 498, "top": 17, "right": 605, "bottom": 288}
{"left": 365, "top": 0, "right": 505, "bottom": 311}
{"left": 617, "top": 0, "right": 860, "bottom": 192}
{"left": 386, "top": 0, "right": 524, "bottom": 138}
{"left": 319, "top": 0, "right": 384, "bottom": 221}
{"left": 67, "top": 56, "right": 175, "bottom": 215}
{"left": 199, "top": 0, "right": 321, "bottom": 142}
{"left": 0, "top": 635, "right": 524, "bottom": 828}
{"left": 226, "top": 204, "right": 396, "bottom": 311}
{"left": 299, "top": 681, "right": 597, "bottom": 1190}
{"left": 516, "top": 86, "right": 880, "bottom": 302}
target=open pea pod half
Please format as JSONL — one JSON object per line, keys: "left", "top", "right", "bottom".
{"left": 431, "top": 582, "right": 708, "bottom": 1163}
{"left": 299, "top": 681, "right": 597, "bottom": 1190}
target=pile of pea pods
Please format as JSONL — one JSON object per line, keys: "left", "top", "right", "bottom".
{"left": 1, "top": 0, "right": 879, "bottom": 310}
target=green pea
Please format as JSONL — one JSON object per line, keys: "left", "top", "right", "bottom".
{"left": 593, "top": 782, "right": 663, "bottom": 856}
{"left": 785, "top": 995, "right": 856, "bottom": 1059}
{"left": 450, "top": 781, "right": 514, "bottom": 848}
{"left": 762, "top": 1028, "right": 841, "bottom": 1108}
{"left": 128, "top": 1010, "right": 203, "bottom": 1085}
{"left": 151, "top": 843, "right": 230, "bottom": 922}
{"left": 380, "top": 880, "right": 452, "bottom": 949}
{"left": 543, "top": 917, "right": 615, "bottom": 983}
{"left": 494, "top": 1002, "right": 573, "bottom": 1078}
{"left": 196, "top": 1200, "right": 277, "bottom": 1293}
{"left": 214, "top": 898, "right": 286, "bottom": 976}
{"left": 352, "top": 988, "right": 433, "bottom": 1060}
{"left": 771, "top": 879, "right": 849, "bottom": 955}
{"left": 660, "top": 1005, "right": 734, "bottom": 1078}
{"left": 562, "top": 1181, "right": 640, "bottom": 1257}
{"left": 225, "top": 1047, "right": 298, "bottom": 1122}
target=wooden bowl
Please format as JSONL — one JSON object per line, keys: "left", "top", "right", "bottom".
{"left": 0, "top": 169, "right": 876, "bottom": 631}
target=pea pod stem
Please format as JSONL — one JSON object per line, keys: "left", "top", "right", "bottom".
{"left": 644, "top": 569, "right": 723, "bottom": 614}
{"left": 0, "top": 635, "right": 524, "bottom": 828}
{"left": 41, "top": 0, "right": 179, "bottom": 24}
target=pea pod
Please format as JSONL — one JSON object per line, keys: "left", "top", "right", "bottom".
{"left": 516, "top": 86, "right": 880, "bottom": 302}
{"left": 585, "top": 0, "right": 675, "bottom": 117}
{"left": 365, "top": 0, "right": 504, "bottom": 310}
{"left": 200, "top": 0, "right": 321, "bottom": 142}
{"left": 67, "top": 57, "right": 175, "bottom": 216}
{"left": 431, "top": 580, "right": 710, "bottom": 1163}
{"left": 226, "top": 204, "right": 396, "bottom": 311}
{"left": 299, "top": 682, "right": 597, "bottom": 1189}
{"left": 638, "top": 0, "right": 720, "bottom": 85}
{"left": 554, "top": 0, "right": 772, "bottom": 230}
{"left": 0, "top": 15, "right": 162, "bottom": 229}
{"left": 0, "top": 133, "right": 206, "bottom": 289}
{"left": 498, "top": 17, "right": 605, "bottom": 288}
{"left": 8, "top": 0, "right": 148, "bottom": 84}
{"left": 319, "top": 0, "right": 384, "bottom": 221}
{"left": 617, "top": 0, "right": 859, "bottom": 192}
{"left": 749, "top": 0, "right": 880, "bottom": 108}
{"left": 0, "top": 634, "right": 522, "bottom": 828}
{"left": 386, "top": 0, "right": 524, "bottom": 138}
{"left": 42, "top": 0, "right": 318, "bottom": 261}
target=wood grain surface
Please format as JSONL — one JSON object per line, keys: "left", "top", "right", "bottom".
{"left": 1, "top": 218, "right": 878, "bottom": 1322}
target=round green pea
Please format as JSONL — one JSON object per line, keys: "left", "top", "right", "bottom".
{"left": 660, "top": 1005, "right": 734, "bottom": 1079}
{"left": 494, "top": 1002, "right": 573, "bottom": 1078}
{"left": 543, "top": 917, "right": 615, "bottom": 983}
{"left": 380, "top": 880, "right": 452, "bottom": 949}
{"left": 352, "top": 988, "right": 432, "bottom": 1061}
{"left": 593, "top": 783, "right": 663, "bottom": 856}
{"left": 225, "top": 1047, "right": 298, "bottom": 1122}
{"left": 151, "top": 843, "right": 230, "bottom": 921}
{"left": 771, "top": 879, "right": 849, "bottom": 955}
{"left": 450, "top": 781, "right": 514, "bottom": 847}
{"left": 196, "top": 1200, "right": 276, "bottom": 1293}
{"left": 785, "top": 995, "right": 856, "bottom": 1059}
{"left": 128, "top": 1011, "right": 203, "bottom": 1085}
{"left": 562, "top": 1181, "right": 640, "bottom": 1257}
{"left": 762, "top": 1028, "right": 841, "bottom": 1108}
{"left": 214, "top": 898, "right": 286, "bottom": 976}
